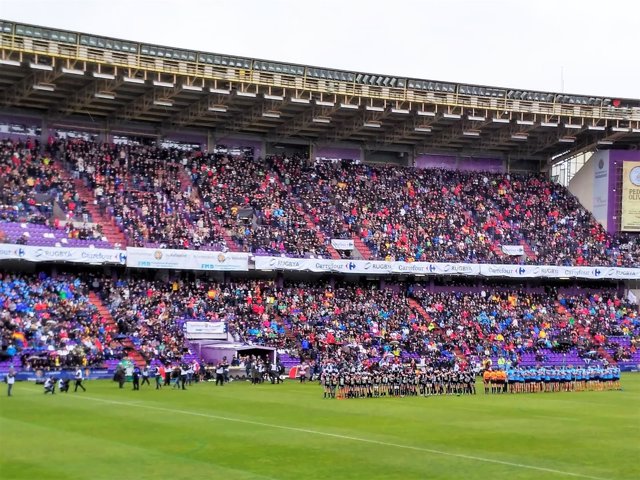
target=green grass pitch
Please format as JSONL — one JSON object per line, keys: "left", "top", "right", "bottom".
{"left": 1, "top": 374, "right": 638, "bottom": 480}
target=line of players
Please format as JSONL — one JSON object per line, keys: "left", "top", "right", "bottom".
{"left": 483, "top": 365, "right": 622, "bottom": 394}
{"left": 321, "top": 368, "right": 476, "bottom": 399}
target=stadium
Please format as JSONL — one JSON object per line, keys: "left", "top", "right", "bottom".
{"left": 0, "top": 3, "right": 638, "bottom": 480}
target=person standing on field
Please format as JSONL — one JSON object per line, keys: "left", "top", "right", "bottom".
{"left": 141, "top": 364, "right": 151, "bottom": 387}
{"left": 74, "top": 367, "right": 86, "bottom": 392}
{"left": 132, "top": 366, "right": 140, "bottom": 391}
{"left": 6, "top": 367, "right": 15, "bottom": 396}
{"left": 215, "top": 362, "right": 225, "bottom": 386}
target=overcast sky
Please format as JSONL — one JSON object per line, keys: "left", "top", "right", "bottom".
{"left": 2, "top": 0, "right": 638, "bottom": 99}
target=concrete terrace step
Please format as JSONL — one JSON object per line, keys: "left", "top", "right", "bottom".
{"left": 520, "top": 240, "right": 538, "bottom": 261}
{"left": 56, "top": 164, "right": 127, "bottom": 248}
{"left": 353, "top": 236, "right": 373, "bottom": 260}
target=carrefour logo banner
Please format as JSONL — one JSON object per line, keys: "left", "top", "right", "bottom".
{"left": 254, "top": 256, "right": 640, "bottom": 280}
{"left": 0, "top": 244, "right": 127, "bottom": 265}
{"left": 126, "top": 247, "right": 248, "bottom": 271}
{"left": 254, "top": 257, "right": 482, "bottom": 275}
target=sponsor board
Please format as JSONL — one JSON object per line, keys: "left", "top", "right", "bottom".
{"left": 621, "top": 161, "right": 640, "bottom": 231}
{"left": 126, "top": 247, "right": 248, "bottom": 271}
{"left": 331, "top": 239, "right": 355, "bottom": 250}
{"left": 254, "top": 256, "right": 640, "bottom": 279}
{"left": 184, "top": 321, "right": 228, "bottom": 339}
{"left": 1, "top": 244, "right": 637, "bottom": 280}
{"left": 501, "top": 245, "right": 525, "bottom": 256}
{"left": 0, "top": 244, "right": 126, "bottom": 264}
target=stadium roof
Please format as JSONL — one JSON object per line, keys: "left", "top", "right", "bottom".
{"left": 0, "top": 19, "right": 639, "bottom": 162}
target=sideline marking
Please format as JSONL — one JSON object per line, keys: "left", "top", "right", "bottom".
{"left": 69, "top": 395, "right": 611, "bottom": 480}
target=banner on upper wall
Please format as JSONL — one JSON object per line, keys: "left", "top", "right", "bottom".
{"left": 125, "top": 247, "right": 249, "bottom": 271}
{"left": 621, "top": 161, "right": 640, "bottom": 232}
{"left": 501, "top": 245, "right": 524, "bottom": 256}
{"left": 0, "top": 244, "right": 126, "bottom": 265}
{"left": 184, "top": 321, "right": 228, "bottom": 339}
{"left": 331, "top": 239, "right": 355, "bottom": 250}
{"left": 254, "top": 256, "right": 640, "bottom": 280}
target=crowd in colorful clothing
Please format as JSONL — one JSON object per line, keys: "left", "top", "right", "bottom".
{"left": 2, "top": 138, "right": 638, "bottom": 267}
{"left": 0, "top": 272, "right": 122, "bottom": 369}
{"left": 3, "top": 271, "right": 637, "bottom": 379}
{"left": 0, "top": 138, "right": 105, "bottom": 245}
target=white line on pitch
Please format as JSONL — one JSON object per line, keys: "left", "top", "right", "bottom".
{"left": 70, "top": 395, "right": 612, "bottom": 480}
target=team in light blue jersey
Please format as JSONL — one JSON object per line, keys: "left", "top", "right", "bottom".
{"left": 502, "top": 365, "right": 621, "bottom": 394}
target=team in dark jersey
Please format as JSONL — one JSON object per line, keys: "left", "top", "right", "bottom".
{"left": 320, "top": 366, "right": 476, "bottom": 399}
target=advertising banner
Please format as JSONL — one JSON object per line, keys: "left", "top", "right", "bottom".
{"left": 621, "top": 161, "right": 640, "bottom": 231}
{"left": 254, "top": 256, "right": 640, "bottom": 280}
{"left": 184, "top": 321, "right": 228, "bottom": 339}
{"left": 501, "top": 245, "right": 524, "bottom": 256}
{"left": 0, "top": 244, "right": 126, "bottom": 265}
{"left": 331, "top": 239, "right": 355, "bottom": 250}
{"left": 126, "top": 247, "right": 248, "bottom": 271}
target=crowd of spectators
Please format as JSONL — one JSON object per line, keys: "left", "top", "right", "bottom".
{"left": 2, "top": 137, "right": 634, "bottom": 267}
{"left": 188, "top": 152, "right": 329, "bottom": 257}
{"left": 409, "top": 286, "right": 638, "bottom": 367}
{"left": 95, "top": 275, "right": 639, "bottom": 369}
{"left": 1, "top": 138, "right": 58, "bottom": 224}
{"left": 62, "top": 140, "right": 225, "bottom": 249}
{"left": 287, "top": 157, "right": 640, "bottom": 267}
{"left": 0, "top": 272, "right": 122, "bottom": 369}
{"left": 0, "top": 138, "right": 104, "bottom": 244}
{"left": 1, "top": 271, "right": 637, "bottom": 372}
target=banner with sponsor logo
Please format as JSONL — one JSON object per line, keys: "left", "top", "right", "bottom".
{"left": 1, "top": 243, "right": 638, "bottom": 280}
{"left": 0, "top": 244, "right": 126, "bottom": 264}
{"left": 254, "top": 256, "right": 640, "bottom": 280}
{"left": 501, "top": 245, "right": 524, "bottom": 256}
{"left": 254, "top": 256, "right": 482, "bottom": 276}
{"left": 621, "top": 161, "right": 640, "bottom": 232}
{"left": 184, "top": 321, "right": 228, "bottom": 339}
{"left": 126, "top": 247, "right": 248, "bottom": 271}
{"left": 331, "top": 239, "right": 355, "bottom": 250}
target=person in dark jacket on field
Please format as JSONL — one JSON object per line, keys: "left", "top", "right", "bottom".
{"left": 132, "top": 366, "right": 140, "bottom": 390}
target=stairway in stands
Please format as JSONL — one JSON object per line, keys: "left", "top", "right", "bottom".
{"left": 272, "top": 175, "right": 341, "bottom": 259}
{"left": 178, "top": 162, "right": 241, "bottom": 252}
{"left": 491, "top": 242, "right": 506, "bottom": 260}
{"left": 55, "top": 165, "right": 128, "bottom": 248}
{"left": 453, "top": 347, "right": 468, "bottom": 365}
{"left": 88, "top": 292, "right": 146, "bottom": 368}
{"left": 520, "top": 240, "right": 538, "bottom": 262}
{"left": 302, "top": 215, "right": 341, "bottom": 259}
{"left": 218, "top": 226, "right": 242, "bottom": 252}
{"left": 597, "top": 347, "right": 617, "bottom": 365}
{"left": 352, "top": 235, "right": 373, "bottom": 260}
{"left": 408, "top": 298, "right": 431, "bottom": 323}
{"left": 76, "top": 182, "right": 128, "bottom": 248}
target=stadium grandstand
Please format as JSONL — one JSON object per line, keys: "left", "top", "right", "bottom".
{"left": 0, "top": 7, "right": 639, "bottom": 479}
{"left": 0, "top": 17, "right": 638, "bottom": 376}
